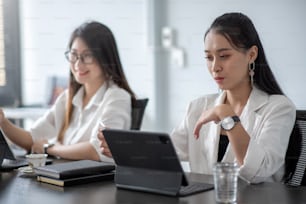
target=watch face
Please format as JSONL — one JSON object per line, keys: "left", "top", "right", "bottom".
{"left": 221, "top": 117, "right": 235, "bottom": 130}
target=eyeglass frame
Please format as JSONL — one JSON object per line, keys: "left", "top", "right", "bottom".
{"left": 64, "top": 50, "right": 96, "bottom": 64}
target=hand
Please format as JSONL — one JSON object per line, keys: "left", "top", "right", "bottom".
{"left": 97, "top": 130, "right": 112, "bottom": 158}
{"left": 31, "top": 139, "right": 48, "bottom": 154}
{"left": 0, "top": 108, "right": 6, "bottom": 126}
{"left": 193, "top": 104, "right": 235, "bottom": 139}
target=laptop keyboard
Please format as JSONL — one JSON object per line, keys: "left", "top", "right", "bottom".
{"left": 179, "top": 182, "right": 214, "bottom": 196}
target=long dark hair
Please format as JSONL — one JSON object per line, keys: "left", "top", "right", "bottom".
{"left": 59, "top": 21, "right": 135, "bottom": 142}
{"left": 204, "top": 12, "right": 284, "bottom": 95}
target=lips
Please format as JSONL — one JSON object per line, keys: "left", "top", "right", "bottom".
{"left": 78, "top": 70, "right": 89, "bottom": 76}
{"left": 214, "top": 77, "right": 224, "bottom": 83}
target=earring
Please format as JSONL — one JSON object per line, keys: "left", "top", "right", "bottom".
{"left": 249, "top": 62, "right": 255, "bottom": 87}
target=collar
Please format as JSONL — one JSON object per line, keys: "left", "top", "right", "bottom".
{"left": 72, "top": 81, "right": 112, "bottom": 109}
{"left": 214, "top": 86, "right": 269, "bottom": 114}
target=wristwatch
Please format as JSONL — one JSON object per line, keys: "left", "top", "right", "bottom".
{"left": 43, "top": 143, "right": 54, "bottom": 154}
{"left": 220, "top": 116, "right": 240, "bottom": 131}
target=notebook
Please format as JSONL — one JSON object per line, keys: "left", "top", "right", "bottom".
{"left": 102, "top": 129, "right": 214, "bottom": 197}
{"left": 34, "top": 160, "right": 115, "bottom": 179}
{"left": 0, "top": 129, "right": 52, "bottom": 171}
{"left": 37, "top": 171, "right": 114, "bottom": 187}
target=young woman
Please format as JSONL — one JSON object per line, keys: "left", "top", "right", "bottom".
{"left": 170, "top": 13, "right": 296, "bottom": 183}
{"left": 0, "top": 21, "right": 135, "bottom": 161}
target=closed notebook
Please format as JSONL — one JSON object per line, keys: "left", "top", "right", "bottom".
{"left": 34, "top": 160, "right": 115, "bottom": 179}
{"left": 37, "top": 171, "right": 115, "bottom": 187}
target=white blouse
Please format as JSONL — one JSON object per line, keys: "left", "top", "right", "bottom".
{"left": 30, "top": 81, "right": 131, "bottom": 161}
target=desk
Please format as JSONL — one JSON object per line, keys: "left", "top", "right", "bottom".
{"left": 2, "top": 107, "right": 48, "bottom": 120}
{"left": 2, "top": 107, "right": 48, "bottom": 127}
{"left": 1, "top": 167, "right": 306, "bottom": 204}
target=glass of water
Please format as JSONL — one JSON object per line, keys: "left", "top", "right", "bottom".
{"left": 213, "top": 162, "right": 239, "bottom": 203}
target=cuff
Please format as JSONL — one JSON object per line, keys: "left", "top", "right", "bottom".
{"left": 239, "top": 141, "right": 265, "bottom": 183}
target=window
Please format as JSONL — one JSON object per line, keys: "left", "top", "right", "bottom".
{"left": 0, "top": 0, "right": 5, "bottom": 86}
{"left": 0, "top": 0, "right": 21, "bottom": 107}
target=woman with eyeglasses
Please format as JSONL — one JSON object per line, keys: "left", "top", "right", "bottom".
{"left": 0, "top": 21, "right": 135, "bottom": 161}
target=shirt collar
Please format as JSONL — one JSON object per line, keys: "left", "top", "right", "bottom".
{"left": 214, "top": 86, "right": 269, "bottom": 113}
{"left": 72, "top": 81, "right": 112, "bottom": 109}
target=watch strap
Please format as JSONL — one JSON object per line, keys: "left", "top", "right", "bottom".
{"left": 43, "top": 143, "right": 54, "bottom": 154}
{"left": 231, "top": 116, "right": 240, "bottom": 123}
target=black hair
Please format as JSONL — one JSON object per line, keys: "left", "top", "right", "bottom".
{"left": 204, "top": 12, "right": 284, "bottom": 95}
{"left": 67, "top": 21, "right": 135, "bottom": 99}
{"left": 59, "top": 21, "right": 135, "bottom": 142}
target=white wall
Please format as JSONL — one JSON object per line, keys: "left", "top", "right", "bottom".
{"left": 19, "top": 0, "right": 155, "bottom": 129}
{"left": 163, "top": 0, "right": 306, "bottom": 132}
{"left": 19, "top": 0, "right": 306, "bottom": 132}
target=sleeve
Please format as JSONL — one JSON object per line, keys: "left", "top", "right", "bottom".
{"left": 170, "top": 96, "right": 211, "bottom": 162}
{"left": 98, "top": 87, "right": 131, "bottom": 130}
{"left": 171, "top": 120, "right": 189, "bottom": 161}
{"left": 239, "top": 96, "right": 296, "bottom": 183}
{"left": 170, "top": 102, "right": 194, "bottom": 162}
{"left": 30, "top": 91, "right": 67, "bottom": 143}
{"left": 90, "top": 86, "right": 132, "bottom": 162}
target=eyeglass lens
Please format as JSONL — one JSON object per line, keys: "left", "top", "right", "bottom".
{"left": 65, "top": 51, "right": 94, "bottom": 64}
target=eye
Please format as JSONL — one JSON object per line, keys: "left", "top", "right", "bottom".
{"left": 220, "top": 55, "right": 229, "bottom": 58}
{"left": 205, "top": 55, "right": 213, "bottom": 61}
{"left": 69, "top": 52, "right": 78, "bottom": 60}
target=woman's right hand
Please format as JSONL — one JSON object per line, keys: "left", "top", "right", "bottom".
{"left": 0, "top": 108, "right": 6, "bottom": 126}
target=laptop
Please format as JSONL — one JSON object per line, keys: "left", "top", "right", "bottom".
{"left": 0, "top": 129, "right": 52, "bottom": 171}
{"left": 102, "top": 129, "right": 214, "bottom": 197}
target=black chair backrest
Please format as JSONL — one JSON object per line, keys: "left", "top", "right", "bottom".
{"left": 131, "top": 98, "right": 149, "bottom": 130}
{"left": 283, "top": 110, "right": 306, "bottom": 186}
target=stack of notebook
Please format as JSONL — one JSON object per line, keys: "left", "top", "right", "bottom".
{"left": 35, "top": 160, "right": 115, "bottom": 187}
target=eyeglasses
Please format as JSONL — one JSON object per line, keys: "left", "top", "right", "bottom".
{"left": 64, "top": 51, "right": 95, "bottom": 64}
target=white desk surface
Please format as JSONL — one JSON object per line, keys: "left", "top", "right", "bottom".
{"left": 2, "top": 107, "right": 49, "bottom": 120}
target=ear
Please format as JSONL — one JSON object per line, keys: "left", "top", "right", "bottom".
{"left": 248, "top": 45, "right": 258, "bottom": 62}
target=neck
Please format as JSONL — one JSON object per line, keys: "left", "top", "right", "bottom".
{"left": 83, "top": 81, "right": 105, "bottom": 108}
{"left": 225, "top": 85, "right": 252, "bottom": 116}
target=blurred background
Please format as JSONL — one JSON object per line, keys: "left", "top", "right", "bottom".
{"left": 1, "top": 0, "right": 306, "bottom": 133}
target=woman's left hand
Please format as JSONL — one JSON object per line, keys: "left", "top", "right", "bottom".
{"left": 98, "top": 131, "right": 112, "bottom": 158}
{"left": 193, "top": 104, "right": 235, "bottom": 139}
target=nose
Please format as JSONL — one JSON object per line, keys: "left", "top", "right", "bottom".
{"left": 211, "top": 59, "right": 221, "bottom": 73}
{"left": 73, "top": 59, "right": 85, "bottom": 72}
{"left": 74, "top": 57, "right": 85, "bottom": 67}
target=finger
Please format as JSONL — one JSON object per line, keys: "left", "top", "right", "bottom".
{"left": 97, "top": 132, "right": 102, "bottom": 139}
{"left": 193, "top": 121, "right": 204, "bottom": 139}
{"left": 104, "top": 152, "right": 112, "bottom": 158}
{"left": 101, "top": 147, "right": 112, "bottom": 157}
{"left": 97, "top": 131, "right": 105, "bottom": 140}
{"left": 101, "top": 141, "right": 109, "bottom": 148}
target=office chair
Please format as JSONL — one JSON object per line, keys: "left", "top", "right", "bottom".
{"left": 283, "top": 110, "right": 306, "bottom": 186}
{"left": 46, "top": 76, "right": 68, "bottom": 106}
{"left": 130, "top": 98, "right": 149, "bottom": 130}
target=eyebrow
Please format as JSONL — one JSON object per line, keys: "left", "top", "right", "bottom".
{"left": 204, "top": 48, "right": 232, "bottom": 53}
{"left": 70, "top": 49, "right": 93, "bottom": 54}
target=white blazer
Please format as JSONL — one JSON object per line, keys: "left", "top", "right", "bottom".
{"left": 171, "top": 87, "right": 296, "bottom": 183}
